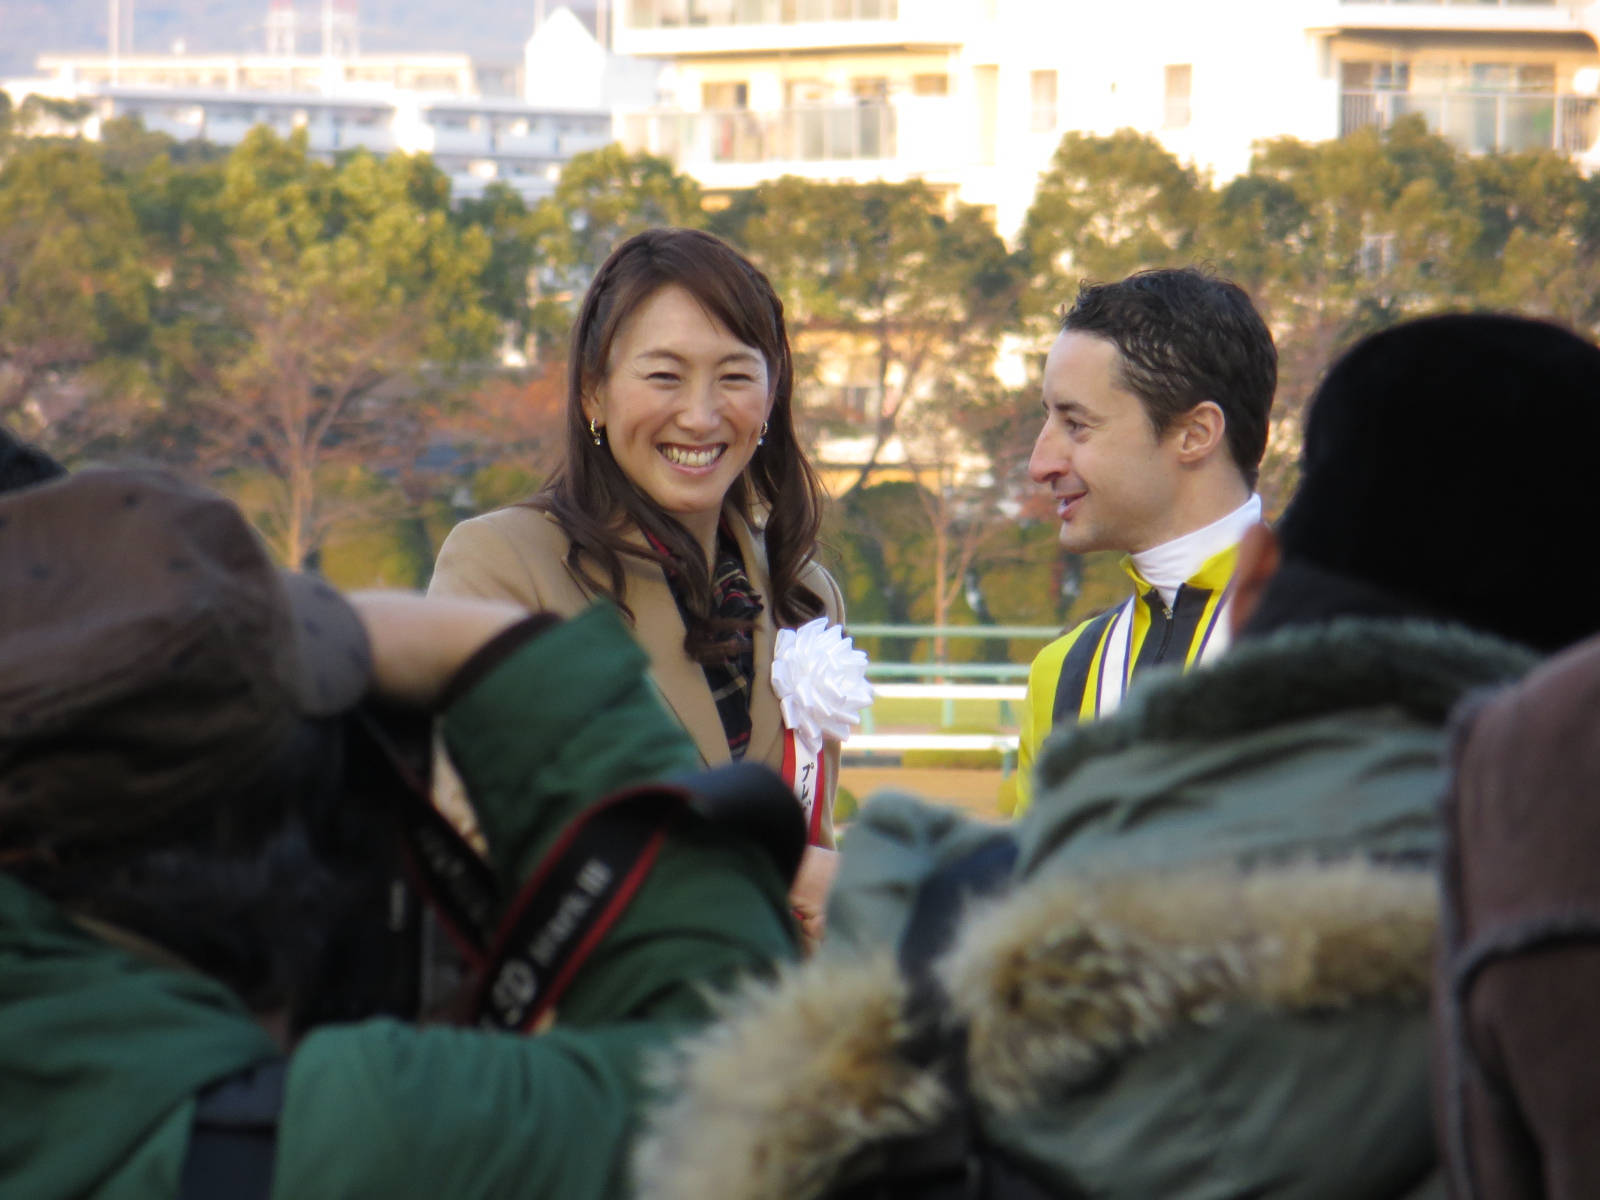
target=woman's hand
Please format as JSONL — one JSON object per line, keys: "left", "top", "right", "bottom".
{"left": 789, "top": 844, "right": 840, "bottom": 953}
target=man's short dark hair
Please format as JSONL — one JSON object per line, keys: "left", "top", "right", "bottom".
{"left": 1062, "top": 268, "right": 1276, "bottom": 488}
{"left": 0, "top": 426, "right": 66, "bottom": 494}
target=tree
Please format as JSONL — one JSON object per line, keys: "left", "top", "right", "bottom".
{"left": 153, "top": 129, "right": 497, "bottom": 568}
{"left": 1018, "top": 130, "right": 1213, "bottom": 329}
{"left": 719, "top": 177, "right": 1020, "bottom": 495}
{"left": 525, "top": 145, "right": 706, "bottom": 345}
{"left": 826, "top": 479, "right": 933, "bottom": 665}
{"left": 0, "top": 140, "right": 151, "bottom": 445}
{"left": 12, "top": 96, "right": 92, "bottom": 139}
{"left": 454, "top": 181, "right": 541, "bottom": 354}
{"left": 1466, "top": 148, "right": 1600, "bottom": 334}
{"left": 887, "top": 377, "right": 1040, "bottom": 662}
{"left": 1210, "top": 118, "right": 1481, "bottom": 509}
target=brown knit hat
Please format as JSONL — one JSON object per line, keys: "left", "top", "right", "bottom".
{"left": 0, "top": 468, "right": 371, "bottom": 858}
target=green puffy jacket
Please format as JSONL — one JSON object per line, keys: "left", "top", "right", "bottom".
{"left": 637, "top": 619, "right": 1534, "bottom": 1200}
{"left": 0, "top": 604, "right": 798, "bottom": 1200}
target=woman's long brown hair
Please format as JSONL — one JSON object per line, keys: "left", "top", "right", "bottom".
{"left": 528, "top": 227, "right": 828, "bottom": 662}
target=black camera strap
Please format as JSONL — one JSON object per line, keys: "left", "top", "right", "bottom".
{"left": 393, "top": 784, "right": 501, "bottom": 969}
{"left": 472, "top": 761, "right": 806, "bottom": 1033}
{"left": 353, "top": 702, "right": 810, "bottom": 1019}
{"left": 177, "top": 1058, "right": 287, "bottom": 1200}
{"left": 473, "top": 787, "right": 677, "bottom": 1031}
{"left": 348, "top": 704, "right": 502, "bottom": 968}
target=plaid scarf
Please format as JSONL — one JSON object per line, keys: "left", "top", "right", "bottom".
{"left": 646, "top": 527, "right": 763, "bottom": 761}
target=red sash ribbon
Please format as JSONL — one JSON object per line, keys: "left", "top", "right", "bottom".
{"left": 780, "top": 728, "right": 827, "bottom": 846}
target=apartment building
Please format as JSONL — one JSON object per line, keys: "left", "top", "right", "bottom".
{"left": 613, "top": 0, "right": 1600, "bottom": 238}
{"left": 3, "top": 6, "right": 648, "bottom": 204}
{"left": 1318, "top": 0, "right": 1600, "bottom": 157}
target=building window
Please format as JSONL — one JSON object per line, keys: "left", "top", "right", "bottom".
{"left": 1164, "top": 64, "right": 1192, "bottom": 128}
{"left": 912, "top": 73, "right": 949, "bottom": 96}
{"left": 702, "top": 81, "right": 749, "bottom": 109}
{"left": 1030, "top": 69, "right": 1057, "bottom": 133}
{"left": 1340, "top": 58, "right": 1578, "bottom": 153}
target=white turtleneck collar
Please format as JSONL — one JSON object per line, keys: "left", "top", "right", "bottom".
{"left": 1131, "top": 494, "right": 1262, "bottom": 607}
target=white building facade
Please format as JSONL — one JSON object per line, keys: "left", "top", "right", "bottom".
{"left": 3, "top": 6, "right": 652, "bottom": 205}
{"left": 614, "top": 0, "right": 1600, "bottom": 237}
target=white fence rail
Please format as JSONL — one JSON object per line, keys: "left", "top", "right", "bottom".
{"left": 838, "top": 624, "right": 1055, "bottom": 770}
{"left": 869, "top": 683, "right": 1026, "bottom": 702}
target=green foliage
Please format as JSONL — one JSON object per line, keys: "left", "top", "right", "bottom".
{"left": 828, "top": 480, "right": 932, "bottom": 662}
{"left": 833, "top": 786, "right": 859, "bottom": 825}
{"left": 866, "top": 696, "right": 1016, "bottom": 728}
{"left": 471, "top": 460, "right": 543, "bottom": 511}
{"left": 1017, "top": 121, "right": 1596, "bottom": 514}
{"left": 0, "top": 140, "right": 152, "bottom": 439}
{"left": 526, "top": 145, "right": 706, "bottom": 344}
{"left": 902, "top": 725, "right": 1006, "bottom": 771}
{"left": 321, "top": 512, "right": 434, "bottom": 590}
{"left": 96, "top": 115, "right": 227, "bottom": 178}
{"left": 144, "top": 129, "right": 498, "bottom": 566}
{"left": 10, "top": 116, "right": 1600, "bottom": 596}
{"left": 14, "top": 95, "right": 91, "bottom": 136}
{"left": 721, "top": 177, "right": 1020, "bottom": 490}
{"left": 1018, "top": 129, "right": 1213, "bottom": 328}
{"left": 722, "top": 177, "right": 1032, "bottom": 649}
{"left": 455, "top": 182, "right": 540, "bottom": 337}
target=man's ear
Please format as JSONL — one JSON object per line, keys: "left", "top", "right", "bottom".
{"left": 1230, "top": 521, "right": 1280, "bottom": 637}
{"left": 1175, "top": 400, "right": 1227, "bottom": 464}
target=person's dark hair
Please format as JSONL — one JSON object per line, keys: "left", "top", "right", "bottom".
{"left": 531, "top": 227, "right": 827, "bottom": 662}
{"left": 1062, "top": 267, "right": 1276, "bottom": 488}
{"left": 13, "top": 717, "right": 353, "bottom": 1019}
{"left": 0, "top": 427, "right": 66, "bottom": 493}
{"left": 1249, "top": 312, "right": 1600, "bottom": 654}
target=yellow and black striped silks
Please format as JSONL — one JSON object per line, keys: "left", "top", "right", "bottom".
{"left": 1014, "top": 544, "right": 1239, "bottom": 815}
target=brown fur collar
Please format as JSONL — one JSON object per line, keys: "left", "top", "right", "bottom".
{"left": 635, "top": 859, "right": 1435, "bottom": 1200}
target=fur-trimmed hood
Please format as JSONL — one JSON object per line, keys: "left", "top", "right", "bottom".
{"left": 635, "top": 859, "right": 1435, "bottom": 1200}
{"left": 637, "top": 621, "right": 1525, "bottom": 1200}
{"left": 1035, "top": 619, "right": 1534, "bottom": 793}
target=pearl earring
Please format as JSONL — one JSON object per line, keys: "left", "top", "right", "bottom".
{"left": 758, "top": 420, "right": 768, "bottom": 446}
{"left": 588, "top": 418, "right": 603, "bottom": 447}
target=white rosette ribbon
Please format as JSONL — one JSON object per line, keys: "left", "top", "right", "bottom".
{"left": 770, "top": 617, "right": 874, "bottom": 837}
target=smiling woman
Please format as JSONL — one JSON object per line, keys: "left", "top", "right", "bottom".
{"left": 584, "top": 283, "right": 773, "bottom": 563}
{"left": 429, "top": 228, "right": 844, "bottom": 944}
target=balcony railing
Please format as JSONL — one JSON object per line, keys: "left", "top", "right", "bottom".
{"left": 623, "top": 102, "right": 896, "bottom": 163}
{"left": 1341, "top": 88, "right": 1599, "bottom": 153}
{"left": 1340, "top": 1, "right": 1557, "bottom": 6}
{"left": 626, "top": 0, "right": 896, "bottom": 29}
{"left": 1316, "top": 0, "right": 1581, "bottom": 33}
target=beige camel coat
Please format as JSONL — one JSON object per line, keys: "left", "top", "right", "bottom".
{"left": 428, "top": 504, "right": 845, "bottom": 847}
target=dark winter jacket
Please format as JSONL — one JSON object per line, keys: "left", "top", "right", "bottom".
{"left": 0, "top": 604, "right": 798, "bottom": 1199}
{"left": 638, "top": 620, "right": 1535, "bottom": 1200}
{"left": 1436, "top": 631, "right": 1600, "bottom": 1200}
